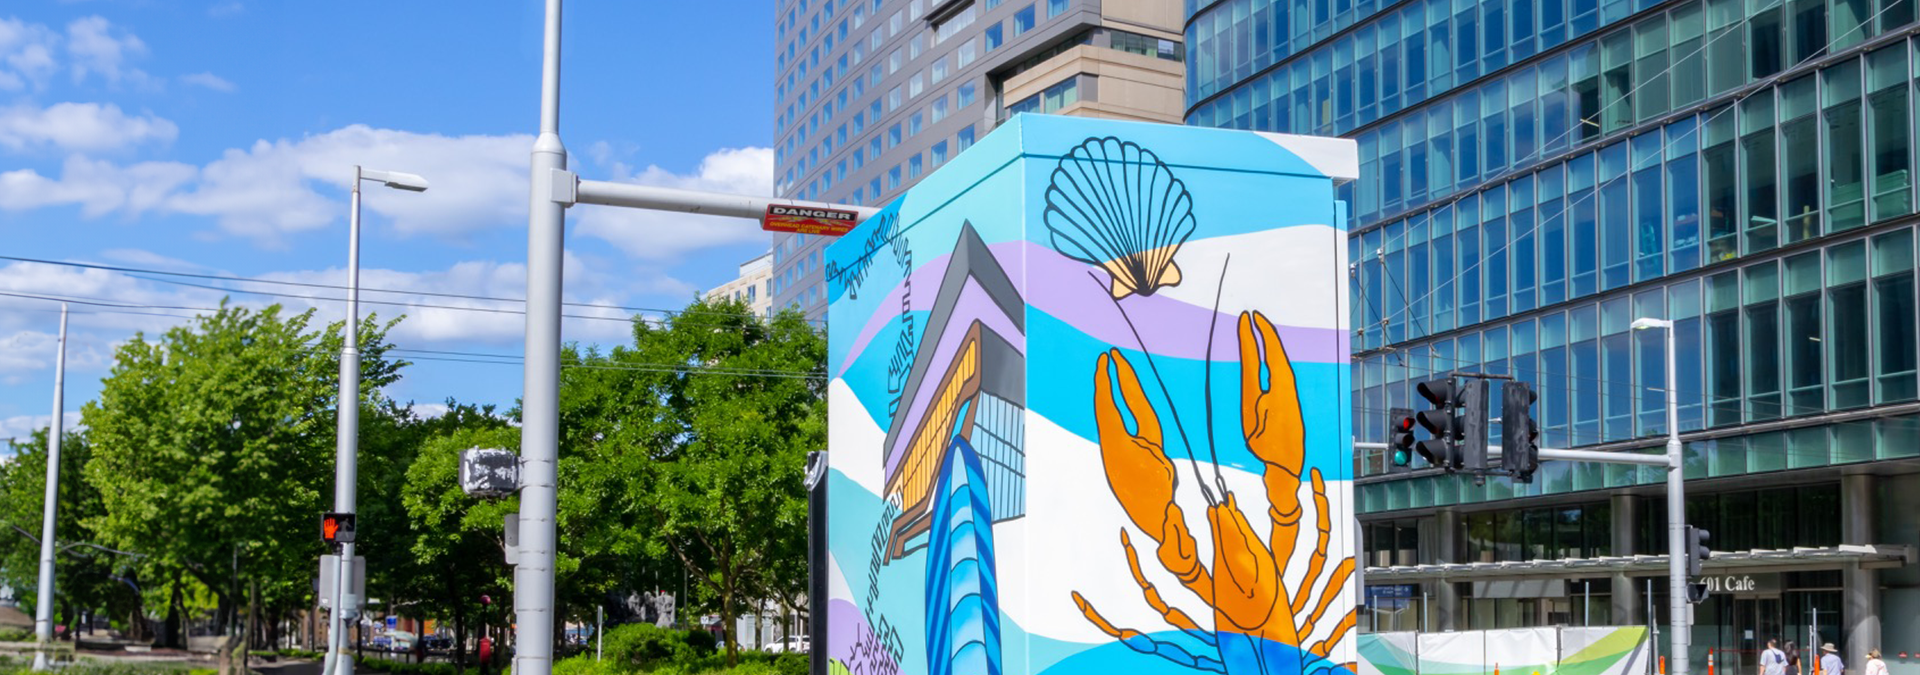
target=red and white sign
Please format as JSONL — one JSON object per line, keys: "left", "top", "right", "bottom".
{"left": 762, "top": 204, "right": 860, "bottom": 236}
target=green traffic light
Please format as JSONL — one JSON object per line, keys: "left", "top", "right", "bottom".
{"left": 1392, "top": 450, "right": 1409, "bottom": 467}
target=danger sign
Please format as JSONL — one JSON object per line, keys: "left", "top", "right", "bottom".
{"left": 762, "top": 204, "right": 860, "bottom": 237}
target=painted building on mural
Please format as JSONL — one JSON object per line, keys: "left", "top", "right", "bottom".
{"left": 823, "top": 114, "right": 1358, "bottom": 675}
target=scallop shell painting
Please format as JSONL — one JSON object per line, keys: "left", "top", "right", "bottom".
{"left": 1042, "top": 136, "right": 1196, "bottom": 300}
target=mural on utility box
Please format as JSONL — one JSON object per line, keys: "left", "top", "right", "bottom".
{"left": 825, "top": 115, "right": 1358, "bottom": 675}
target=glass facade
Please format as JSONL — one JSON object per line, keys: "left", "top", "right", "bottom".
{"left": 1187, "top": 0, "right": 1920, "bottom": 651}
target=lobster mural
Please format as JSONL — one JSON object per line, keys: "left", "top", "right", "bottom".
{"left": 1071, "top": 311, "right": 1357, "bottom": 674}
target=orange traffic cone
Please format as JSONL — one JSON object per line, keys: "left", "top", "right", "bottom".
{"left": 1660, "top": 656, "right": 1667, "bottom": 675}
{"left": 1708, "top": 651, "right": 1716, "bottom": 675}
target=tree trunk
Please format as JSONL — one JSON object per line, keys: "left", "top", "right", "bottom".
{"left": 721, "top": 574, "right": 737, "bottom": 665}
{"left": 165, "top": 570, "right": 184, "bottom": 649}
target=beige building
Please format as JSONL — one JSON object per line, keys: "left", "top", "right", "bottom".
{"left": 702, "top": 252, "right": 773, "bottom": 319}
{"left": 771, "top": 0, "right": 1189, "bottom": 321}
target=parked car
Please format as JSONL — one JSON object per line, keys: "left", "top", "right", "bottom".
{"left": 765, "top": 635, "right": 809, "bottom": 654}
{"left": 422, "top": 634, "right": 454, "bottom": 652}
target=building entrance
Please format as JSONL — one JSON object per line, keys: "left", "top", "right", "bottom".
{"left": 1690, "top": 571, "right": 1843, "bottom": 670}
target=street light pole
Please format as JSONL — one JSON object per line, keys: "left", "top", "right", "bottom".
{"left": 329, "top": 166, "right": 426, "bottom": 675}
{"left": 31, "top": 304, "right": 67, "bottom": 672}
{"left": 1633, "top": 317, "right": 1688, "bottom": 675}
{"left": 517, "top": 1, "right": 568, "bottom": 674}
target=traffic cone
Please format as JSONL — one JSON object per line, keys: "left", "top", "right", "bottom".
{"left": 1660, "top": 656, "right": 1667, "bottom": 675}
{"left": 1708, "top": 651, "right": 1716, "bottom": 675}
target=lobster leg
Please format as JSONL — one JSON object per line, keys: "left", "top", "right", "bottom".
{"left": 1115, "top": 528, "right": 1217, "bottom": 647}
{"left": 1072, "top": 591, "right": 1228, "bottom": 674}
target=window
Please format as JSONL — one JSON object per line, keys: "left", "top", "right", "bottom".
{"left": 1741, "top": 94, "right": 1779, "bottom": 254}
{"left": 1047, "top": 0, "right": 1067, "bottom": 18}
{"left": 1876, "top": 229, "right": 1918, "bottom": 403}
{"left": 1830, "top": 241, "right": 1870, "bottom": 409}
{"left": 985, "top": 24, "right": 1003, "bottom": 51}
{"left": 889, "top": 49, "right": 902, "bottom": 74}
{"left": 1707, "top": 0, "right": 1743, "bottom": 94}
{"left": 909, "top": 153, "right": 923, "bottom": 178}
{"left": 888, "top": 86, "right": 902, "bottom": 111}
{"left": 887, "top": 165, "right": 902, "bottom": 189}
{"left": 1599, "top": 141, "right": 1631, "bottom": 290}
{"left": 957, "top": 37, "right": 977, "bottom": 68}
{"left": 1703, "top": 108, "right": 1738, "bottom": 262}
{"left": 1569, "top": 153, "right": 1598, "bottom": 298}
{"left": 1631, "top": 132, "right": 1665, "bottom": 282}
{"left": 957, "top": 125, "right": 975, "bottom": 150}
{"left": 910, "top": 72, "right": 924, "bottom": 97}
{"left": 932, "top": 140, "right": 948, "bottom": 165}
{"left": 1780, "top": 75, "right": 1821, "bottom": 243}
{"left": 1825, "top": 60, "right": 1867, "bottom": 232}
{"left": 957, "top": 82, "right": 977, "bottom": 107}
{"left": 1014, "top": 4, "right": 1035, "bottom": 34}
{"left": 1707, "top": 271, "right": 1741, "bottom": 427}
{"left": 1667, "top": 117, "right": 1700, "bottom": 274}
{"left": 932, "top": 56, "right": 948, "bottom": 83}
{"left": 1867, "top": 44, "right": 1911, "bottom": 221}
{"left": 1745, "top": 261, "right": 1782, "bottom": 421}
{"left": 1041, "top": 76, "right": 1078, "bottom": 111}
{"left": 1783, "top": 251, "right": 1824, "bottom": 413}
{"left": 931, "top": 95, "right": 949, "bottom": 122}
{"left": 910, "top": 111, "right": 923, "bottom": 136}
{"left": 888, "top": 123, "right": 902, "bottom": 148}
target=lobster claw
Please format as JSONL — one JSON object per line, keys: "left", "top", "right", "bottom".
{"left": 1093, "top": 349, "right": 1210, "bottom": 593}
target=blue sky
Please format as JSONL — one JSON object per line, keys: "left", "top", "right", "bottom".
{"left": 0, "top": 1, "right": 782, "bottom": 441}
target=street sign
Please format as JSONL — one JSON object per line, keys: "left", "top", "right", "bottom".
{"left": 761, "top": 204, "right": 859, "bottom": 236}
{"left": 459, "top": 448, "right": 520, "bottom": 498}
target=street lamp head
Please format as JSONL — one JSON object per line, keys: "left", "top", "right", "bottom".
{"left": 1631, "top": 318, "right": 1672, "bottom": 331}
{"left": 359, "top": 168, "right": 430, "bottom": 192}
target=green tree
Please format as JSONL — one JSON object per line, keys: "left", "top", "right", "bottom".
{"left": 80, "top": 302, "right": 405, "bottom": 640}
{"left": 0, "top": 428, "right": 144, "bottom": 639}
{"left": 563, "top": 298, "right": 823, "bottom": 663}
{"left": 398, "top": 404, "right": 518, "bottom": 666}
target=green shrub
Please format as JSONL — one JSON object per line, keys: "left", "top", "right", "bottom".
{"left": 0, "top": 628, "right": 32, "bottom": 642}
{"left": 553, "top": 655, "right": 624, "bottom": 675}
{"left": 601, "top": 623, "right": 722, "bottom": 670}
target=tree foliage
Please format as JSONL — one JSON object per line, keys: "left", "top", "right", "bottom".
{"left": 562, "top": 299, "right": 823, "bottom": 663}
{"left": 80, "top": 302, "right": 405, "bottom": 628}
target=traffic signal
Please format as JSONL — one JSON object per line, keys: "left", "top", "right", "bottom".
{"left": 1457, "top": 379, "right": 1490, "bottom": 472}
{"left": 1414, "top": 378, "right": 1459, "bottom": 469}
{"left": 1686, "top": 524, "right": 1713, "bottom": 578}
{"left": 1501, "top": 381, "right": 1541, "bottom": 481}
{"left": 1387, "top": 407, "right": 1416, "bottom": 473}
{"left": 321, "top": 512, "right": 356, "bottom": 546}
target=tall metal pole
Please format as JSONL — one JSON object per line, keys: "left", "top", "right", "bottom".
{"left": 31, "top": 304, "right": 67, "bottom": 672}
{"left": 1662, "top": 322, "right": 1689, "bottom": 675}
{"left": 517, "top": 0, "right": 567, "bottom": 673}
{"left": 330, "top": 168, "right": 365, "bottom": 675}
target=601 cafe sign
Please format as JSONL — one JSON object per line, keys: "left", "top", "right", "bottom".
{"left": 1700, "top": 572, "right": 1779, "bottom": 596}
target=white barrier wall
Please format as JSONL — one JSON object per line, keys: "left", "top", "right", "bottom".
{"left": 1358, "top": 626, "right": 1651, "bottom": 675}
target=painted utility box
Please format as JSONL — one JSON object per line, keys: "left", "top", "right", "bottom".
{"left": 824, "top": 115, "right": 1359, "bottom": 675}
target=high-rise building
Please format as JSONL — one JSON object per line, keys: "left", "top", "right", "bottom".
{"left": 1186, "top": 0, "right": 1920, "bottom": 667}
{"left": 701, "top": 252, "right": 774, "bottom": 318}
{"left": 772, "top": 0, "right": 1190, "bottom": 319}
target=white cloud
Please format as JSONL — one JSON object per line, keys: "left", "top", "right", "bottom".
{"left": 208, "top": 2, "right": 245, "bottom": 18}
{"left": 65, "top": 16, "right": 151, "bottom": 87}
{"left": 0, "top": 412, "right": 83, "bottom": 445}
{"left": 0, "top": 101, "right": 177, "bottom": 152}
{"left": 0, "top": 17, "right": 60, "bottom": 91}
{"left": 0, "top": 126, "right": 780, "bottom": 260}
{"left": 180, "top": 71, "right": 233, "bottom": 92}
{"left": 573, "top": 146, "right": 776, "bottom": 260}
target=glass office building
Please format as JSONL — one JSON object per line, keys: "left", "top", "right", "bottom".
{"left": 773, "top": 0, "right": 1189, "bottom": 320}
{"left": 1185, "top": 0, "right": 1920, "bottom": 667}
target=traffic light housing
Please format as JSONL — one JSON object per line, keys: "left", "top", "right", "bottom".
{"left": 1414, "top": 379, "right": 1459, "bottom": 469}
{"left": 1457, "top": 379, "right": 1490, "bottom": 472}
{"left": 1686, "top": 524, "right": 1712, "bottom": 578}
{"left": 321, "top": 512, "right": 356, "bottom": 546}
{"left": 1387, "top": 407, "right": 1416, "bottom": 473}
{"left": 1501, "top": 381, "right": 1541, "bottom": 481}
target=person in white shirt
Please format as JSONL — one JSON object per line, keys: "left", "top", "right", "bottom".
{"left": 1864, "top": 649, "right": 1890, "bottom": 675}
{"left": 1760, "top": 639, "right": 1789, "bottom": 675}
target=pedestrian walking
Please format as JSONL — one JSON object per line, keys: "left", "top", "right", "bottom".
{"left": 1761, "top": 639, "right": 1789, "bottom": 675}
{"left": 1787, "top": 641, "right": 1803, "bottom": 675}
{"left": 1864, "top": 649, "right": 1889, "bottom": 675}
{"left": 1818, "top": 643, "right": 1844, "bottom": 675}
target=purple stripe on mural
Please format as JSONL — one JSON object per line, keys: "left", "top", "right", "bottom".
{"left": 836, "top": 240, "right": 1347, "bottom": 379}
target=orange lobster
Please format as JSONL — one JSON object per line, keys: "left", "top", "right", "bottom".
{"left": 1071, "top": 311, "right": 1357, "bottom": 674}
